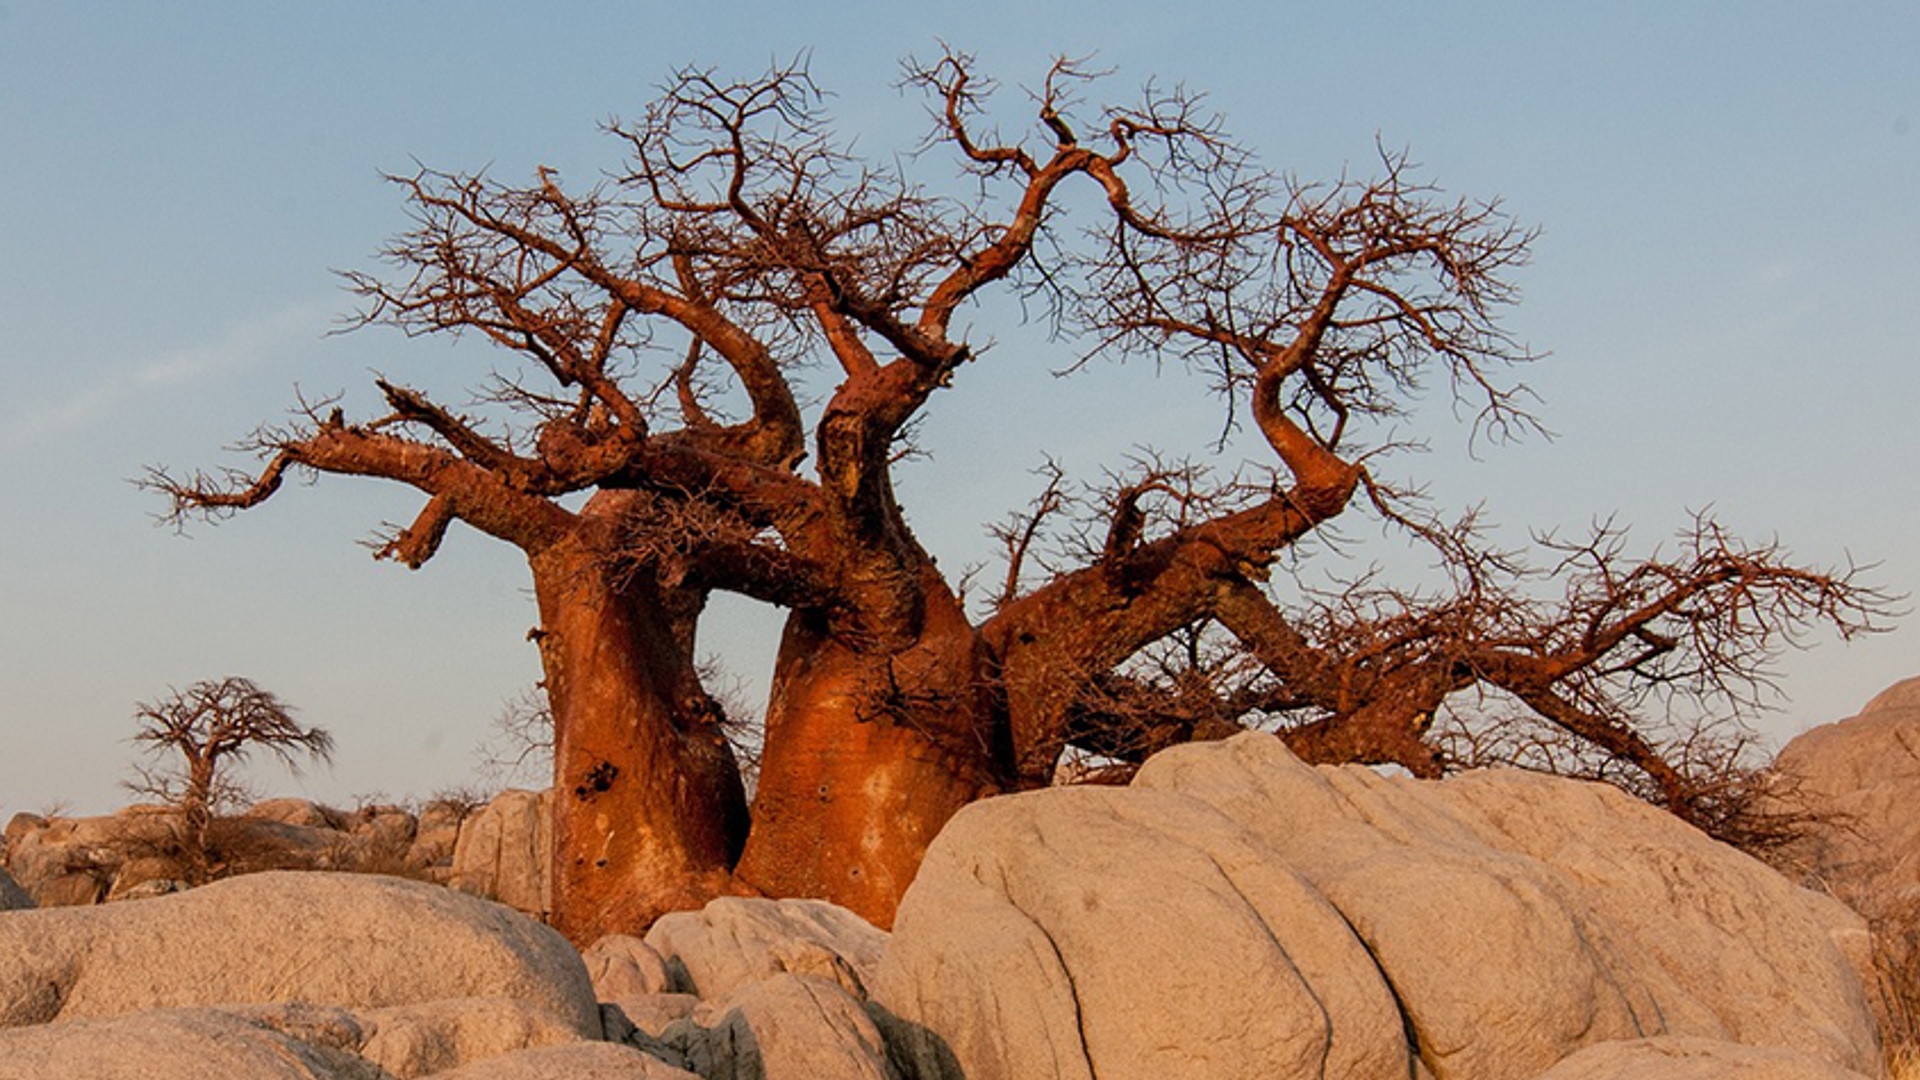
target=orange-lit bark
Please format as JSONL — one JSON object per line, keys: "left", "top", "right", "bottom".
{"left": 531, "top": 494, "right": 749, "bottom": 941}
{"left": 736, "top": 571, "right": 1003, "bottom": 926}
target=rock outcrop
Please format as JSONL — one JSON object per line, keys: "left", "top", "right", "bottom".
{"left": 1531, "top": 1035, "right": 1874, "bottom": 1080}
{"left": 0, "top": 872, "right": 707, "bottom": 1078}
{"left": 0, "top": 873, "right": 902, "bottom": 1079}
{"left": 0, "top": 1000, "right": 706, "bottom": 1080}
{"left": 1, "top": 797, "right": 474, "bottom": 906}
{"left": 648, "top": 973, "right": 897, "bottom": 1080}
{"left": 873, "top": 732, "right": 1880, "bottom": 1080}
{"left": 0, "top": 870, "right": 598, "bottom": 1033}
{"left": 579, "top": 898, "right": 903, "bottom": 1079}
{"left": 643, "top": 896, "right": 887, "bottom": 1001}
{"left": 3, "top": 806, "right": 181, "bottom": 905}
{"left": 583, "top": 933, "right": 675, "bottom": 1001}
{"left": 1770, "top": 675, "right": 1920, "bottom": 1049}
{"left": 1773, "top": 676, "right": 1920, "bottom": 901}
{"left": 0, "top": 866, "right": 29, "bottom": 911}
{"left": 351, "top": 997, "right": 588, "bottom": 1078}
{"left": 0, "top": 725, "right": 1892, "bottom": 1079}
{"left": 427, "top": 1041, "right": 699, "bottom": 1079}
{"left": 0, "top": 1008, "right": 392, "bottom": 1080}
{"left": 450, "top": 788, "right": 552, "bottom": 919}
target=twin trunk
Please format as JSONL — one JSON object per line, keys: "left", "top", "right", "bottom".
{"left": 531, "top": 528, "right": 1002, "bottom": 942}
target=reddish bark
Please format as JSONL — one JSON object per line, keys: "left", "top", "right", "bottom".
{"left": 529, "top": 492, "right": 749, "bottom": 941}
{"left": 737, "top": 573, "right": 1002, "bottom": 925}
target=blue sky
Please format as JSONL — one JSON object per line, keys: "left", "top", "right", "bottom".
{"left": 2, "top": 3, "right": 1916, "bottom": 818}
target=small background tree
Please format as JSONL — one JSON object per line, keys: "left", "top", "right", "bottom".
{"left": 126, "top": 676, "right": 335, "bottom": 883}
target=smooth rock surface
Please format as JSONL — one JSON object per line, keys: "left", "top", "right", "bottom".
{"left": 1137, "top": 734, "right": 1878, "bottom": 1078}
{"left": 1773, "top": 678, "right": 1920, "bottom": 898}
{"left": 1437, "top": 766, "right": 1877, "bottom": 1065}
{"left": 660, "top": 973, "right": 897, "bottom": 1080}
{"left": 356, "top": 996, "right": 588, "bottom": 1078}
{"left": 451, "top": 788, "right": 552, "bottom": 919}
{"left": 245, "top": 798, "right": 347, "bottom": 831}
{"left": 427, "top": 1040, "right": 699, "bottom": 1079}
{"left": 644, "top": 896, "right": 886, "bottom": 1001}
{"left": 1530, "top": 1036, "right": 1875, "bottom": 1080}
{"left": 1770, "top": 677, "right": 1920, "bottom": 1045}
{"left": 0, "top": 1008, "right": 395, "bottom": 1080}
{"left": 0, "top": 870, "right": 598, "bottom": 1035}
{"left": 875, "top": 733, "right": 1880, "bottom": 1080}
{"left": 875, "top": 782, "right": 1408, "bottom": 1080}
{"left": 604, "top": 993, "right": 702, "bottom": 1040}
{"left": 585, "top": 933, "right": 674, "bottom": 999}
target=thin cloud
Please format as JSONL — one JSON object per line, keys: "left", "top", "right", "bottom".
{"left": 1, "top": 303, "right": 328, "bottom": 448}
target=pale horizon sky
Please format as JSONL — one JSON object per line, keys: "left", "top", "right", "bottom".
{"left": 3, "top": 3, "right": 1916, "bottom": 821}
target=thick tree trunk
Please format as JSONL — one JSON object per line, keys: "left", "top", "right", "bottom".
{"left": 734, "top": 574, "right": 1005, "bottom": 927}
{"left": 530, "top": 504, "right": 750, "bottom": 943}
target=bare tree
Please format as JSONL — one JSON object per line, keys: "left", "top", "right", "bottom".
{"left": 1051, "top": 510, "right": 1886, "bottom": 839}
{"left": 126, "top": 677, "right": 334, "bottom": 883}
{"left": 149, "top": 52, "right": 1889, "bottom": 939}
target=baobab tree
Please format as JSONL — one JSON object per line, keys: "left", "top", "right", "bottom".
{"left": 150, "top": 52, "right": 1886, "bottom": 940}
{"left": 126, "top": 677, "right": 334, "bottom": 884}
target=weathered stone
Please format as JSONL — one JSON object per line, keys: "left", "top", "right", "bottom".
{"left": 2, "top": 813, "right": 44, "bottom": 850}
{"left": 1863, "top": 676, "right": 1920, "bottom": 715}
{"left": 104, "top": 850, "right": 189, "bottom": 901}
{"left": 875, "top": 733, "right": 1880, "bottom": 1080}
{"left": 219, "top": 1001, "right": 370, "bottom": 1056}
{"left": 584, "top": 933, "right": 674, "bottom": 999}
{"left": 245, "top": 798, "right": 347, "bottom": 831}
{"left": 0, "top": 1008, "right": 394, "bottom": 1080}
{"left": 219, "top": 816, "right": 359, "bottom": 872}
{"left": 104, "top": 870, "right": 185, "bottom": 901}
{"left": 451, "top": 788, "right": 552, "bottom": 919}
{"left": 874, "top": 782, "right": 1408, "bottom": 1080}
{"left": 3, "top": 796, "right": 472, "bottom": 907}
{"left": 0, "top": 809, "right": 173, "bottom": 906}
{"left": 2, "top": 804, "right": 367, "bottom": 906}
{"left": 407, "top": 805, "right": 465, "bottom": 874}
{"left": 0, "top": 870, "right": 598, "bottom": 1035}
{"left": 195, "top": 998, "right": 610, "bottom": 1078}
{"left": 604, "top": 993, "right": 702, "bottom": 1039}
{"left": 1436, "top": 766, "right": 1877, "bottom": 1068}
{"left": 1773, "top": 680, "right": 1920, "bottom": 899}
{"left": 355, "top": 996, "right": 587, "bottom": 1078}
{"left": 426, "top": 1040, "right": 700, "bottom": 1079}
{"left": 349, "top": 806, "right": 419, "bottom": 849}
{"left": 660, "top": 973, "right": 896, "bottom": 1080}
{"left": 1136, "top": 734, "right": 1878, "bottom": 1078}
{"left": 11, "top": 865, "right": 105, "bottom": 906}
{"left": 0, "top": 866, "right": 30, "bottom": 911}
{"left": 644, "top": 896, "right": 886, "bottom": 1001}
{"left": 417, "top": 799, "right": 473, "bottom": 836}
{"left": 1530, "top": 1036, "right": 1875, "bottom": 1080}
{"left": 1767, "top": 678, "right": 1920, "bottom": 1046}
